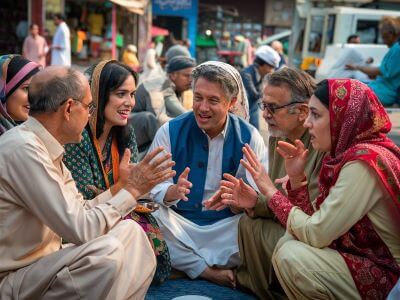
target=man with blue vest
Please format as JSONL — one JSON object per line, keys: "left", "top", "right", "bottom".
{"left": 149, "top": 61, "right": 268, "bottom": 287}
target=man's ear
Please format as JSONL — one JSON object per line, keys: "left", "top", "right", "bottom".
{"left": 297, "top": 103, "right": 309, "bottom": 122}
{"left": 62, "top": 99, "right": 73, "bottom": 121}
{"left": 168, "top": 72, "right": 177, "bottom": 82}
{"left": 228, "top": 97, "right": 238, "bottom": 109}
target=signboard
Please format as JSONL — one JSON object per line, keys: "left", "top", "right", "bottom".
{"left": 152, "top": 0, "right": 198, "bottom": 56}
{"left": 153, "top": 0, "right": 197, "bottom": 16}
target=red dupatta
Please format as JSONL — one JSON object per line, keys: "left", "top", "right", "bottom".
{"left": 316, "top": 79, "right": 400, "bottom": 299}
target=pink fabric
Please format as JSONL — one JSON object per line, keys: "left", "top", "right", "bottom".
{"left": 23, "top": 35, "right": 48, "bottom": 67}
{"left": 5, "top": 62, "right": 39, "bottom": 95}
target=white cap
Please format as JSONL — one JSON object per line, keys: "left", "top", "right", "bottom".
{"left": 255, "top": 45, "right": 281, "bottom": 68}
{"left": 127, "top": 44, "right": 137, "bottom": 53}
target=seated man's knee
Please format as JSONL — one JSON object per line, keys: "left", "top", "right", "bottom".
{"left": 86, "top": 235, "right": 125, "bottom": 277}
{"left": 238, "top": 215, "right": 259, "bottom": 238}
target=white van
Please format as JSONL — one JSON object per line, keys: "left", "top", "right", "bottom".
{"left": 301, "top": 6, "right": 400, "bottom": 59}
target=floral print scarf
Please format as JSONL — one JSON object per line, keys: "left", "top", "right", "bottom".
{"left": 316, "top": 79, "right": 400, "bottom": 299}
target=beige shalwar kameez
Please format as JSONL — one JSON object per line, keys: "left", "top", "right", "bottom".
{"left": 0, "top": 118, "right": 156, "bottom": 299}
{"left": 236, "top": 131, "right": 325, "bottom": 299}
{"left": 272, "top": 162, "right": 400, "bottom": 300}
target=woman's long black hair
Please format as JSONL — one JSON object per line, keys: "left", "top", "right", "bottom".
{"left": 87, "top": 61, "right": 138, "bottom": 156}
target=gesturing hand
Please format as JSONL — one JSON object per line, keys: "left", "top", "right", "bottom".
{"left": 122, "top": 147, "right": 176, "bottom": 198}
{"left": 203, "top": 189, "right": 225, "bottom": 211}
{"left": 219, "top": 174, "right": 258, "bottom": 209}
{"left": 241, "top": 144, "right": 275, "bottom": 197}
{"left": 276, "top": 140, "right": 308, "bottom": 180}
{"left": 166, "top": 167, "right": 192, "bottom": 202}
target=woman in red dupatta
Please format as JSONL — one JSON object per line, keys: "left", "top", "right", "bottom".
{"left": 214, "top": 79, "right": 400, "bottom": 299}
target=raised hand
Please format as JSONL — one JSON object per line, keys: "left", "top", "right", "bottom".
{"left": 219, "top": 174, "right": 258, "bottom": 209}
{"left": 276, "top": 140, "right": 308, "bottom": 181}
{"left": 240, "top": 144, "right": 275, "bottom": 196}
{"left": 274, "top": 175, "right": 289, "bottom": 194}
{"left": 122, "top": 147, "right": 176, "bottom": 198}
{"left": 165, "top": 167, "right": 192, "bottom": 202}
{"left": 203, "top": 189, "right": 225, "bottom": 211}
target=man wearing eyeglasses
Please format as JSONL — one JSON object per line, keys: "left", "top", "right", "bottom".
{"left": 216, "top": 67, "right": 326, "bottom": 299}
{"left": 0, "top": 66, "right": 176, "bottom": 299}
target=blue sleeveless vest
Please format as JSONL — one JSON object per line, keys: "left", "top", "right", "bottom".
{"left": 169, "top": 112, "right": 252, "bottom": 225}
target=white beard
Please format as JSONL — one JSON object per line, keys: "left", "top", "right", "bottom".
{"left": 268, "top": 126, "right": 287, "bottom": 138}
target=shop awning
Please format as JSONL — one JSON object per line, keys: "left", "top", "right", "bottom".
{"left": 109, "top": 0, "right": 148, "bottom": 15}
{"left": 151, "top": 26, "right": 169, "bottom": 37}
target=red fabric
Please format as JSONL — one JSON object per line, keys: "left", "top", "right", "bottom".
{"left": 268, "top": 184, "right": 313, "bottom": 226}
{"left": 315, "top": 79, "right": 400, "bottom": 299}
{"left": 268, "top": 190, "right": 292, "bottom": 226}
{"left": 286, "top": 184, "right": 313, "bottom": 215}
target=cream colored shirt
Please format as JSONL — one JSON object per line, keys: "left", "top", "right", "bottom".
{"left": 0, "top": 118, "right": 137, "bottom": 280}
{"left": 287, "top": 161, "right": 400, "bottom": 264}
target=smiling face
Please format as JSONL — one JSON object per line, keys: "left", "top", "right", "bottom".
{"left": 103, "top": 74, "right": 136, "bottom": 129}
{"left": 6, "top": 77, "right": 33, "bottom": 122}
{"left": 304, "top": 95, "right": 331, "bottom": 152}
{"left": 192, "top": 77, "right": 236, "bottom": 139}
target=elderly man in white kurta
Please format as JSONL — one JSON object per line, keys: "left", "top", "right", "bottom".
{"left": 0, "top": 66, "right": 176, "bottom": 299}
{"left": 149, "top": 61, "right": 268, "bottom": 287}
{"left": 51, "top": 13, "right": 71, "bottom": 66}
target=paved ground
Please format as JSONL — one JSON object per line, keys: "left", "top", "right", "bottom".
{"left": 146, "top": 278, "right": 257, "bottom": 300}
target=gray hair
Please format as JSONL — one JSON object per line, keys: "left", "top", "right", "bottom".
{"left": 29, "top": 69, "right": 85, "bottom": 113}
{"left": 191, "top": 64, "right": 239, "bottom": 101}
{"left": 380, "top": 16, "right": 400, "bottom": 36}
{"left": 263, "top": 67, "right": 316, "bottom": 104}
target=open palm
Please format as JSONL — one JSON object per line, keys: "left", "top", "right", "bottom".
{"left": 220, "top": 174, "right": 258, "bottom": 209}
{"left": 240, "top": 144, "right": 275, "bottom": 195}
{"left": 276, "top": 140, "right": 308, "bottom": 178}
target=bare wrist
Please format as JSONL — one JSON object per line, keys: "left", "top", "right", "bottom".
{"left": 289, "top": 173, "right": 307, "bottom": 189}
{"left": 164, "top": 184, "right": 179, "bottom": 202}
{"left": 289, "top": 173, "right": 306, "bottom": 182}
{"left": 110, "top": 181, "right": 123, "bottom": 196}
{"left": 265, "top": 187, "right": 278, "bottom": 200}
{"left": 126, "top": 187, "right": 141, "bottom": 200}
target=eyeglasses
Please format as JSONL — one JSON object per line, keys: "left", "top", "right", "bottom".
{"left": 257, "top": 101, "right": 304, "bottom": 114}
{"left": 77, "top": 100, "right": 97, "bottom": 115}
{"left": 59, "top": 98, "right": 97, "bottom": 114}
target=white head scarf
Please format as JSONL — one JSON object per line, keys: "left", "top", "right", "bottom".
{"left": 195, "top": 61, "right": 249, "bottom": 121}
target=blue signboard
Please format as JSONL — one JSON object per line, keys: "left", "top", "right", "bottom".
{"left": 152, "top": 0, "right": 198, "bottom": 56}
{"left": 153, "top": 0, "right": 196, "bottom": 15}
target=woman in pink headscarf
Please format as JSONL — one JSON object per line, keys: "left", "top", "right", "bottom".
{"left": 0, "top": 54, "right": 40, "bottom": 135}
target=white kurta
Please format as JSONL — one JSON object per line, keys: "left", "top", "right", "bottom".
{"left": 51, "top": 22, "right": 71, "bottom": 66}
{"left": 149, "top": 117, "right": 268, "bottom": 278}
